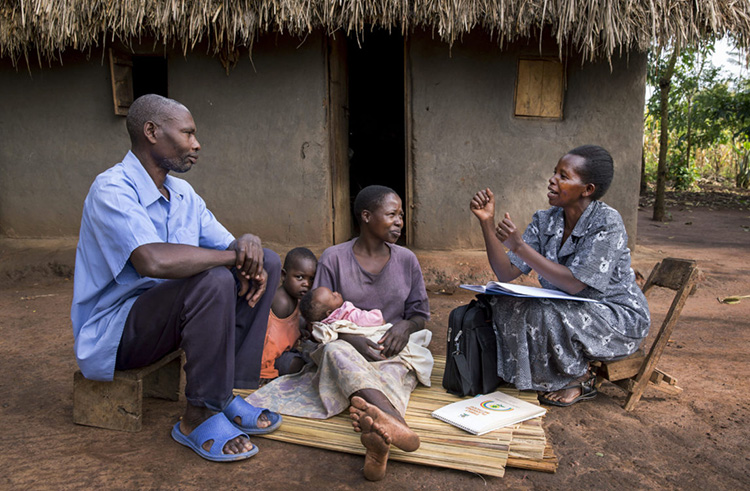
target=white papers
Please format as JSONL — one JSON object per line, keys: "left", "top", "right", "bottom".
{"left": 460, "top": 281, "right": 599, "bottom": 303}
{"left": 431, "top": 391, "right": 547, "bottom": 435}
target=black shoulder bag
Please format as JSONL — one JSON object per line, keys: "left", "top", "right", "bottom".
{"left": 442, "top": 295, "right": 502, "bottom": 396}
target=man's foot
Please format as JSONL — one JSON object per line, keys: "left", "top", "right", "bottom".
{"left": 231, "top": 411, "right": 272, "bottom": 429}
{"left": 180, "top": 404, "right": 254, "bottom": 455}
{"left": 538, "top": 374, "right": 597, "bottom": 407}
{"left": 349, "top": 396, "right": 420, "bottom": 452}
{"left": 223, "top": 395, "right": 282, "bottom": 435}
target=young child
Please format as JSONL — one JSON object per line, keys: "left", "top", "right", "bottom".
{"left": 299, "top": 286, "right": 433, "bottom": 386}
{"left": 259, "top": 247, "right": 317, "bottom": 382}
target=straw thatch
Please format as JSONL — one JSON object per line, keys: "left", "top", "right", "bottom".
{"left": 1, "top": 0, "right": 749, "bottom": 65}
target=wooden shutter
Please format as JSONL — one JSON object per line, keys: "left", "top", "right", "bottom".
{"left": 514, "top": 59, "right": 564, "bottom": 119}
{"left": 109, "top": 49, "right": 133, "bottom": 116}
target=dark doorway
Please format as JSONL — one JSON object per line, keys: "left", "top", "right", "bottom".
{"left": 347, "top": 31, "right": 406, "bottom": 240}
{"left": 132, "top": 56, "right": 169, "bottom": 99}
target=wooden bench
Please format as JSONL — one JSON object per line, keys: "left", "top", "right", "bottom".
{"left": 73, "top": 350, "right": 183, "bottom": 432}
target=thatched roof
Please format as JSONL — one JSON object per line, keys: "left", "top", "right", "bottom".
{"left": 2, "top": 0, "right": 749, "bottom": 65}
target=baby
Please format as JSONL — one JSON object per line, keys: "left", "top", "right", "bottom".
{"left": 299, "top": 286, "right": 385, "bottom": 327}
{"left": 299, "top": 286, "right": 433, "bottom": 387}
{"left": 259, "top": 247, "right": 317, "bottom": 382}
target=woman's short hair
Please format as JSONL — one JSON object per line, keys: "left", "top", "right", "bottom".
{"left": 352, "top": 185, "right": 398, "bottom": 224}
{"left": 299, "top": 290, "right": 328, "bottom": 322}
{"left": 567, "top": 145, "right": 614, "bottom": 201}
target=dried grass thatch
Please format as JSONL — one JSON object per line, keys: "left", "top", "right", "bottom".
{"left": 1, "top": 0, "right": 749, "bottom": 65}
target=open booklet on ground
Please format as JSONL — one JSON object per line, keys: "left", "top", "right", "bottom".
{"left": 460, "top": 281, "right": 600, "bottom": 303}
{"left": 431, "top": 391, "right": 547, "bottom": 436}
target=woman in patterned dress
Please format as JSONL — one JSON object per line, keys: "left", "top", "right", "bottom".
{"left": 470, "top": 145, "right": 650, "bottom": 406}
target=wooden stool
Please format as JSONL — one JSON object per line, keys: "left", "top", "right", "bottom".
{"left": 73, "top": 350, "right": 183, "bottom": 432}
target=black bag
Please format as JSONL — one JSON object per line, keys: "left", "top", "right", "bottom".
{"left": 442, "top": 295, "right": 502, "bottom": 396}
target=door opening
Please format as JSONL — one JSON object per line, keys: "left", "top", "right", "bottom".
{"left": 346, "top": 31, "right": 406, "bottom": 242}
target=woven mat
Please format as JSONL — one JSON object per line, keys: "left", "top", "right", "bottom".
{"left": 234, "top": 356, "right": 557, "bottom": 477}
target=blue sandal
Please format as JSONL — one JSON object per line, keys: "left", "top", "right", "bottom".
{"left": 223, "top": 395, "right": 282, "bottom": 435}
{"left": 171, "top": 413, "right": 259, "bottom": 462}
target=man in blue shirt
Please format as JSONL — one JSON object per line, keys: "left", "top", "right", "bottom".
{"left": 72, "top": 94, "right": 282, "bottom": 461}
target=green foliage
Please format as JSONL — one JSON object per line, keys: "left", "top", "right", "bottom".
{"left": 737, "top": 142, "right": 750, "bottom": 189}
{"left": 668, "top": 160, "right": 700, "bottom": 189}
{"left": 645, "top": 40, "right": 750, "bottom": 191}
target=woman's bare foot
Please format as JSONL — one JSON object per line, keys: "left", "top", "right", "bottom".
{"left": 179, "top": 404, "right": 254, "bottom": 455}
{"left": 349, "top": 396, "right": 420, "bottom": 452}
{"left": 356, "top": 413, "right": 390, "bottom": 481}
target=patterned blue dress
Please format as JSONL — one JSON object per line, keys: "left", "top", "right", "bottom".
{"left": 490, "top": 200, "right": 650, "bottom": 392}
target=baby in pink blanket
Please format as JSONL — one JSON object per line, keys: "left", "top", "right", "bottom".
{"left": 298, "top": 286, "right": 434, "bottom": 387}
{"left": 299, "top": 286, "right": 385, "bottom": 326}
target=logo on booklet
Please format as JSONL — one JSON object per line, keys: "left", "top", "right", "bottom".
{"left": 480, "top": 400, "right": 513, "bottom": 411}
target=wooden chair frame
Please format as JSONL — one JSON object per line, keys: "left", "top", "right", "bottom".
{"left": 593, "top": 258, "right": 699, "bottom": 411}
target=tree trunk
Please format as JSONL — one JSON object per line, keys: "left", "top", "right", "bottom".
{"left": 686, "top": 99, "right": 692, "bottom": 167}
{"left": 653, "top": 46, "right": 680, "bottom": 221}
{"left": 640, "top": 146, "right": 648, "bottom": 195}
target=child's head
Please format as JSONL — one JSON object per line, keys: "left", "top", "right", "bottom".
{"left": 281, "top": 247, "right": 317, "bottom": 300}
{"left": 299, "top": 286, "right": 344, "bottom": 322}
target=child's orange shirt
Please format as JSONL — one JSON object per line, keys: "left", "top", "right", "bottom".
{"left": 260, "top": 305, "right": 301, "bottom": 379}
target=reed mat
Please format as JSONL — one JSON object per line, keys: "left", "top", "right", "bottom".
{"left": 234, "top": 355, "right": 557, "bottom": 476}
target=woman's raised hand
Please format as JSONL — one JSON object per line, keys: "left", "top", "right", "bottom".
{"left": 470, "top": 188, "right": 496, "bottom": 223}
{"left": 495, "top": 213, "right": 524, "bottom": 252}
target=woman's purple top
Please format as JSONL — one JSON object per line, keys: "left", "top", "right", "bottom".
{"left": 312, "top": 239, "right": 430, "bottom": 324}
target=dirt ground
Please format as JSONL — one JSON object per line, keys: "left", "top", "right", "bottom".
{"left": 2, "top": 192, "right": 749, "bottom": 490}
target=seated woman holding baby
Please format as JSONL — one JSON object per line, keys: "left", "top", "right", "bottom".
{"left": 247, "top": 185, "right": 432, "bottom": 481}
{"left": 470, "top": 145, "right": 650, "bottom": 407}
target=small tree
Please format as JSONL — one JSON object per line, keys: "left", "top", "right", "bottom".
{"left": 650, "top": 43, "right": 680, "bottom": 221}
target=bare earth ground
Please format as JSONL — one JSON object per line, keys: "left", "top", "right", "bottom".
{"left": 1, "top": 192, "right": 749, "bottom": 490}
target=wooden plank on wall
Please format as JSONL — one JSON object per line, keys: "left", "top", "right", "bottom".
{"left": 109, "top": 49, "right": 133, "bottom": 116}
{"left": 327, "top": 36, "right": 351, "bottom": 244}
{"left": 540, "top": 61, "right": 564, "bottom": 118}
{"left": 404, "top": 36, "right": 414, "bottom": 247}
{"left": 515, "top": 59, "right": 563, "bottom": 119}
{"left": 515, "top": 60, "right": 535, "bottom": 116}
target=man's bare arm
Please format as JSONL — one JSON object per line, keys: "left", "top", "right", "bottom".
{"left": 130, "top": 243, "right": 235, "bottom": 279}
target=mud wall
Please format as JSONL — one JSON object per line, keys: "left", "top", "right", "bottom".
{"left": 409, "top": 31, "right": 646, "bottom": 249}
{"left": 0, "top": 30, "right": 646, "bottom": 251}
{"left": 0, "top": 33, "right": 332, "bottom": 248}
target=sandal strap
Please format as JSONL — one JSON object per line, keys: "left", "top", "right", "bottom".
{"left": 190, "top": 413, "right": 249, "bottom": 457}
{"left": 224, "top": 395, "right": 265, "bottom": 423}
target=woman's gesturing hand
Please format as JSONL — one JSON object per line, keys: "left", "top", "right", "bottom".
{"left": 495, "top": 212, "right": 524, "bottom": 252}
{"left": 379, "top": 320, "right": 414, "bottom": 358}
{"left": 340, "top": 334, "right": 385, "bottom": 361}
{"left": 470, "top": 188, "right": 496, "bottom": 223}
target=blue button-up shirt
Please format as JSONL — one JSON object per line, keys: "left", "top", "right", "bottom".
{"left": 71, "top": 151, "right": 234, "bottom": 381}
